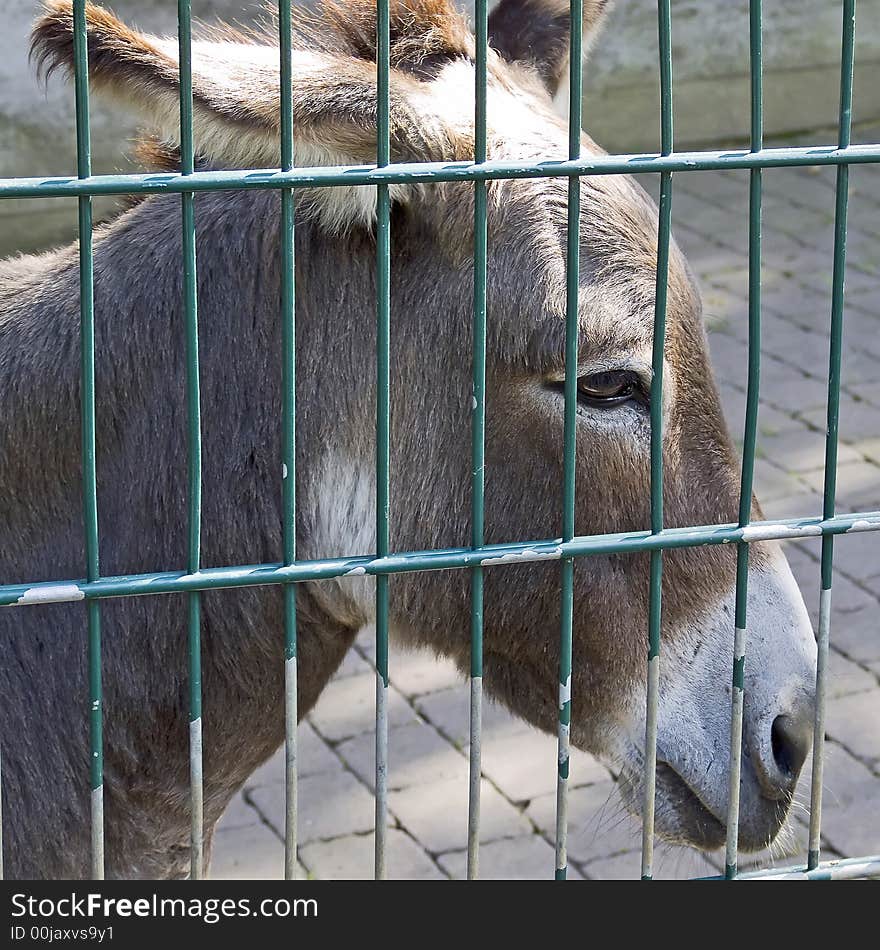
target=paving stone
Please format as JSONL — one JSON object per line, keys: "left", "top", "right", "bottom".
{"left": 210, "top": 823, "right": 292, "bottom": 880}
{"left": 801, "top": 462, "right": 880, "bottom": 510}
{"left": 526, "top": 781, "right": 641, "bottom": 863}
{"left": 758, "top": 427, "right": 861, "bottom": 474}
{"left": 783, "top": 540, "right": 877, "bottom": 617}
{"left": 336, "top": 720, "right": 467, "bottom": 792}
{"left": 831, "top": 528, "right": 880, "bottom": 584}
{"left": 759, "top": 366, "right": 830, "bottom": 415}
{"left": 415, "top": 684, "right": 528, "bottom": 748}
{"left": 800, "top": 399, "right": 880, "bottom": 444}
{"left": 250, "top": 769, "right": 379, "bottom": 845}
{"left": 299, "top": 829, "right": 445, "bottom": 880}
{"left": 805, "top": 743, "right": 880, "bottom": 857}
{"left": 583, "top": 846, "right": 718, "bottom": 880}
{"left": 829, "top": 604, "right": 880, "bottom": 665}
{"left": 756, "top": 402, "right": 813, "bottom": 436}
{"left": 246, "top": 722, "right": 341, "bottom": 788}
{"left": 758, "top": 490, "right": 823, "bottom": 524}
{"left": 760, "top": 316, "right": 832, "bottom": 373}
{"left": 824, "top": 690, "right": 880, "bottom": 765}
{"left": 827, "top": 648, "right": 879, "bottom": 699}
{"left": 387, "top": 647, "right": 464, "bottom": 698}
{"left": 752, "top": 458, "right": 809, "bottom": 502}
{"left": 388, "top": 777, "right": 531, "bottom": 854}
{"left": 308, "top": 671, "right": 417, "bottom": 742}
{"left": 335, "top": 646, "right": 372, "bottom": 678}
{"left": 216, "top": 791, "right": 262, "bottom": 832}
{"left": 437, "top": 835, "right": 583, "bottom": 880}
{"left": 478, "top": 728, "right": 611, "bottom": 804}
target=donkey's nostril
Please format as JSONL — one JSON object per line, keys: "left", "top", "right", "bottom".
{"left": 771, "top": 713, "right": 811, "bottom": 779}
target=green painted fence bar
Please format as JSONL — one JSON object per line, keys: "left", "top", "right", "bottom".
{"left": 808, "top": 0, "right": 857, "bottom": 874}
{"left": 176, "top": 0, "right": 205, "bottom": 882}
{"left": 704, "top": 854, "right": 880, "bottom": 881}
{"left": 2, "top": 511, "right": 879, "bottom": 608}
{"left": 374, "top": 0, "right": 392, "bottom": 881}
{"left": 467, "top": 0, "right": 489, "bottom": 882}
{"left": 724, "top": 0, "right": 764, "bottom": 881}
{"left": 554, "top": 0, "right": 584, "bottom": 883}
{"left": 5, "top": 144, "right": 880, "bottom": 201}
{"left": 1, "top": 0, "right": 878, "bottom": 882}
{"left": 640, "top": 0, "right": 674, "bottom": 883}
{"left": 72, "top": 0, "right": 104, "bottom": 882}
{"left": 279, "top": 0, "right": 299, "bottom": 881}
{"left": 0, "top": 511, "right": 880, "bottom": 607}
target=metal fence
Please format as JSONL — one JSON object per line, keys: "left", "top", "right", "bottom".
{"left": 0, "top": 0, "right": 878, "bottom": 881}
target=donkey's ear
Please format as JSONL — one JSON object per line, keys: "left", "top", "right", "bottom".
{"left": 30, "top": 0, "right": 364, "bottom": 170}
{"left": 488, "top": 0, "right": 613, "bottom": 97}
{"left": 31, "top": 0, "right": 470, "bottom": 230}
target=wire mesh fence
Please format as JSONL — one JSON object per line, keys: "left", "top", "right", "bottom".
{"left": 0, "top": 0, "right": 878, "bottom": 880}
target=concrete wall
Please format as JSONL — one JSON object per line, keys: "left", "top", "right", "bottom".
{"left": 582, "top": 0, "right": 880, "bottom": 153}
{"left": 2, "top": 0, "right": 879, "bottom": 255}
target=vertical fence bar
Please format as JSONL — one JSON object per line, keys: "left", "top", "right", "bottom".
{"left": 554, "top": 0, "right": 583, "bottom": 881}
{"left": 177, "top": 0, "right": 204, "bottom": 881}
{"left": 467, "top": 0, "right": 489, "bottom": 881}
{"left": 724, "top": 0, "right": 763, "bottom": 881}
{"left": 808, "top": 0, "right": 856, "bottom": 872}
{"left": 374, "top": 0, "right": 391, "bottom": 881}
{"left": 278, "top": 0, "right": 298, "bottom": 881}
{"left": 72, "top": 0, "right": 104, "bottom": 881}
{"left": 640, "top": 0, "right": 673, "bottom": 881}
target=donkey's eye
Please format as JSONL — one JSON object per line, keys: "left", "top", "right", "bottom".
{"left": 545, "top": 370, "right": 648, "bottom": 410}
{"left": 577, "top": 370, "right": 647, "bottom": 407}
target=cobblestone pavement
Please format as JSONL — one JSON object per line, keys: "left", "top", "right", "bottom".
{"left": 213, "top": 141, "right": 880, "bottom": 880}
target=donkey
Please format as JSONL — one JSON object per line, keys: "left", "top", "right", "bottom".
{"left": 0, "top": 0, "right": 816, "bottom": 879}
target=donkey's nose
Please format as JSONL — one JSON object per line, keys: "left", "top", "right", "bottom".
{"left": 771, "top": 713, "right": 812, "bottom": 781}
{"left": 751, "top": 695, "right": 814, "bottom": 801}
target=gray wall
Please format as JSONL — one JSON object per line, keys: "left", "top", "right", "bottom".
{"left": 2, "top": 0, "right": 879, "bottom": 255}
{"left": 583, "top": 0, "right": 880, "bottom": 153}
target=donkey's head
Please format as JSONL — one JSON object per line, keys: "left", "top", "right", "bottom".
{"left": 34, "top": 0, "right": 816, "bottom": 854}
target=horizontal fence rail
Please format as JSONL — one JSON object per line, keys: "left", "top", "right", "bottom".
{"left": 2, "top": 513, "right": 879, "bottom": 607}
{"left": 3, "top": 144, "right": 880, "bottom": 199}
{"left": 0, "top": 0, "right": 878, "bottom": 882}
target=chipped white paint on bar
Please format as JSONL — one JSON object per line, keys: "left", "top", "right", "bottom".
{"left": 741, "top": 523, "right": 822, "bottom": 542}
{"left": 467, "top": 675, "right": 482, "bottom": 880}
{"left": 282, "top": 463, "right": 288, "bottom": 480}
{"left": 374, "top": 673, "right": 388, "bottom": 880}
{"left": 284, "top": 655, "right": 298, "bottom": 880}
{"left": 741, "top": 857, "right": 880, "bottom": 881}
{"left": 554, "top": 671, "right": 572, "bottom": 877}
{"left": 847, "top": 518, "right": 880, "bottom": 533}
{"left": 14, "top": 584, "right": 84, "bottom": 605}
{"left": 559, "top": 673, "right": 571, "bottom": 709}
{"left": 554, "top": 771, "right": 568, "bottom": 874}
{"left": 91, "top": 785, "right": 104, "bottom": 880}
{"left": 725, "top": 627, "right": 747, "bottom": 875}
{"left": 808, "top": 587, "right": 833, "bottom": 859}
{"left": 640, "top": 653, "right": 660, "bottom": 879}
{"left": 480, "top": 546, "right": 563, "bottom": 566}
{"left": 189, "top": 717, "right": 204, "bottom": 880}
